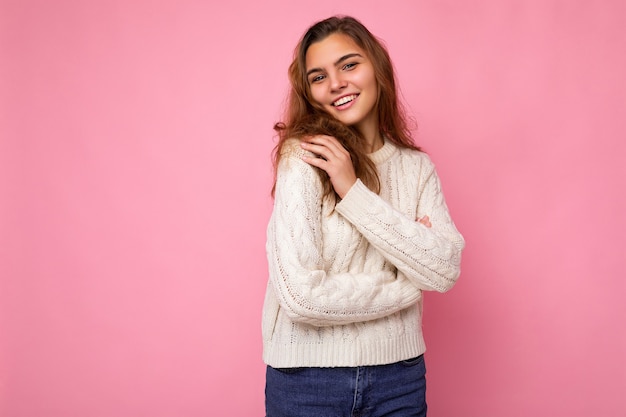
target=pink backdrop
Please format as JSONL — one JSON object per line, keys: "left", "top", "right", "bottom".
{"left": 1, "top": 1, "right": 625, "bottom": 416}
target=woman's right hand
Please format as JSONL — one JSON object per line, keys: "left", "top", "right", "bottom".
{"left": 417, "top": 215, "right": 431, "bottom": 228}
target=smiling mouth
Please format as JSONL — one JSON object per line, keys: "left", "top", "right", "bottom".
{"left": 332, "top": 94, "right": 358, "bottom": 107}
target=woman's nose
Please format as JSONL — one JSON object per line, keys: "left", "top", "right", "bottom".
{"left": 329, "top": 74, "right": 347, "bottom": 92}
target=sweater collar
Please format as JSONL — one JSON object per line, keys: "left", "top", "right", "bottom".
{"left": 368, "top": 139, "right": 397, "bottom": 164}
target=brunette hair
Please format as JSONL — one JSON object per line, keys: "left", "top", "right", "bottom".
{"left": 272, "top": 15, "right": 419, "bottom": 200}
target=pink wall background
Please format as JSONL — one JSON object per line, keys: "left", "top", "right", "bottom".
{"left": 1, "top": 1, "right": 624, "bottom": 416}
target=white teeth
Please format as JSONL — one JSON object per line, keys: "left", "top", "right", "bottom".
{"left": 333, "top": 95, "right": 357, "bottom": 107}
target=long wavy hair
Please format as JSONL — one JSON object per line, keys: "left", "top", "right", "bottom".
{"left": 272, "top": 15, "right": 419, "bottom": 201}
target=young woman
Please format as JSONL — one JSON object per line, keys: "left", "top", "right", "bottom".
{"left": 262, "top": 16, "right": 465, "bottom": 416}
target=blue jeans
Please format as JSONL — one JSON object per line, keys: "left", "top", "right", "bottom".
{"left": 265, "top": 355, "right": 427, "bottom": 417}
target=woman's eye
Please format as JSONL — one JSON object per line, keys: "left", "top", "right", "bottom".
{"left": 343, "top": 63, "right": 357, "bottom": 70}
{"left": 310, "top": 75, "right": 325, "bottom": 83}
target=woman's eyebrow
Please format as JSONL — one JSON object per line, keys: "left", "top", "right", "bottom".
{"left": 306, "top": 53, "right": 364, "bottom": 77}
{"left": 334, "top": 53, "right": 363, "bottom": 66}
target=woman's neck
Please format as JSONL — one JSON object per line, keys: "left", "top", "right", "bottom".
{"left": 357, "top": 121, "right": 384, "bottom": 153}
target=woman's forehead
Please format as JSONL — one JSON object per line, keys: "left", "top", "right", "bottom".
{"left": 305, "top": 33, "right": 364, "bottom": 68}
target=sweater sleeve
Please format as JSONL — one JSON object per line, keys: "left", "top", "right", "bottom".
{"left": 267, "top": 150, "right": 421, "bottom": 327}
{"left": 335, "top": 158, "right": 465, "bottom": 293}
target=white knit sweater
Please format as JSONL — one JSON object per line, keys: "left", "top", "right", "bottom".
{"left": 262, "top": 139, "right": 465, "bottom": 368}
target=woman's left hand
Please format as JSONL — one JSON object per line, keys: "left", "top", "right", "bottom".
{"left": 300, "top": 135, "right": 357, "bottom": 199}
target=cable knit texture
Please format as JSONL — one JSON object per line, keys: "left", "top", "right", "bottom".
{"left": 263, "top": 139, "right": 465, "bottom": 368}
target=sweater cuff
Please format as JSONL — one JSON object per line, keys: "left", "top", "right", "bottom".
{"left": 336, "top": 179, "right": 378, "bottom": 221}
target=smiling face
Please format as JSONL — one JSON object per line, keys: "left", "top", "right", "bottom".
{"left": 305, "top": 33, "right": 379, "bottom": 140}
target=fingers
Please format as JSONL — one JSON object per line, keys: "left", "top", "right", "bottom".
{"left": 299, "top": 135, "right": 357, "bottom": 199}
{"left": 301, "top": 135, "right": 349, "bottom": 161}
{"left": 417, "top": 215, "right": 432, "bottom": 228}
{"left": 300, "top": 135, "right": 352, "bottom": 171}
